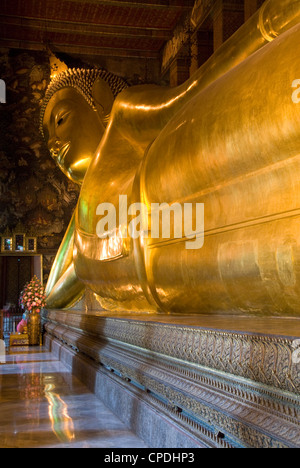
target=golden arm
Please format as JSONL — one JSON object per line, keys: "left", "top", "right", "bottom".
{"left": 112, "top": 0, "right": 300, "bottom": 150}
{"left": 45, "top": 205, "right": 85, "bottom": 309}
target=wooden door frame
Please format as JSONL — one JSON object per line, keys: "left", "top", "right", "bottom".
{"left": 0, "top": 254, "right": 43, "bottom": 308}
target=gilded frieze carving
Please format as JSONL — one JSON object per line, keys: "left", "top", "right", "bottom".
{"left": 43, "top": 310, "right": 300, "bottom": 448}
{"left": 44, "top": 311, "right": 299, "bottom": 394}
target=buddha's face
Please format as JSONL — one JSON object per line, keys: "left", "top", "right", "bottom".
{"left": 42, "top": 88, "right": 105, "bottom": 184}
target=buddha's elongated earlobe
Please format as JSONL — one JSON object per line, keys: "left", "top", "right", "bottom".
{"left": 92, "top": 78, "right": 114, "bottom": 126}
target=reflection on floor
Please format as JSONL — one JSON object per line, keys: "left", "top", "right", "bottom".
{"left": 0, "top": 345, "right": 148, "bottom": 448}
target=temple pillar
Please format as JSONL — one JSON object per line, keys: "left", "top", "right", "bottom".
{"left": 169, "top": 53, "right": 190, "bottom": 87}
{"left": 244, "top": 0, "right": 265, "bottom": 21}
{"left": 190, "top": 30, "right": 214, "bottom": 77}
{"left": 213, "top": 0, "right": 244, "bottom": 51}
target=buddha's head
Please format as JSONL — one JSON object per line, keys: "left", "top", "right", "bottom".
{"left": 40, "top": 68, "right": 127, "bottom": 184}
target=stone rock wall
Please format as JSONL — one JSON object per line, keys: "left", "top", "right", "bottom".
{"left": 0, "top": 49, "right": 80, "bottom": 281}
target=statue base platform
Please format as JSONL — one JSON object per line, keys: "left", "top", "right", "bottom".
{"left": 42, "top": 310, "right": 300, "bottom": 448}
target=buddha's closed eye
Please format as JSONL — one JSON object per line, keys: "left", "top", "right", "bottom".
{"left": 56, "top": 110, "right": 71, "bottom": 128}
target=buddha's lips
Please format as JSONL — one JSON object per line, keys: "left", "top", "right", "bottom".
{"left": 57, "top": 142, "right": 71, "bottom": 165}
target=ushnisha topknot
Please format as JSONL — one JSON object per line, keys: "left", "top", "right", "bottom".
{"left": 39, "top": 67, "right": 128, "bottom": 137}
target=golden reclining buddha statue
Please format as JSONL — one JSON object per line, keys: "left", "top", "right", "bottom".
{"left": 41, "top": 0, "right": 300, "bottom": 317}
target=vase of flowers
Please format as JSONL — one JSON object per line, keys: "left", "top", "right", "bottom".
{"left": 19, "top": 276, "right": 46, "bottom": 345}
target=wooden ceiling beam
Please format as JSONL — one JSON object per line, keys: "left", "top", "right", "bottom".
{"left": 0, "top": 38, "right": 160, "bottom": 59}
{"left": 0, "top": 15, "right": 172, "bottom": 40}
{"left": 62, "top": 0, "right": 194, "bottom": 10}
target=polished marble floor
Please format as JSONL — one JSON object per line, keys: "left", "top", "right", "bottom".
{"left": 0, "top": 345, "right": 148, "bottom": 448}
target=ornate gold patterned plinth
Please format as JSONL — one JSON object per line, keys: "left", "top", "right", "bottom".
{"left": 27, "top": 311, "right": 41, "bottom": 346}
{"left": 42, "top": 310, "right": 300, "bottom": 448}
{"left": 9, "top": 333, "right": 29, "bottom": 346}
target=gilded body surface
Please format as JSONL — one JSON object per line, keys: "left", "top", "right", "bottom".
{"left": 42, "top": 0, "right": 300, "bottom": 316}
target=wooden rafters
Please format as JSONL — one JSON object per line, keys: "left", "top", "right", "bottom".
{"left": 0, "top": 0, "right": 194, "bottom": 60}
